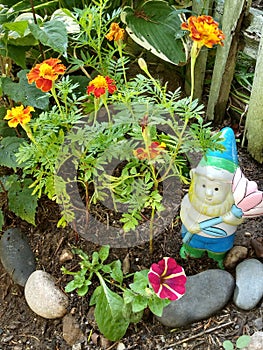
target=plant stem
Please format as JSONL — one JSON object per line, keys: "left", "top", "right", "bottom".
{"left": 149, "top": 206, "right": 155, "bottom": 254}
{"left": 51, "top": 85, "right": 63, "bottom": 116}
{"left": 118, "top": 43, "right": 127, "bottom": 85}
{"left": 189, "top": 42, "right": 200, "bottom": 103}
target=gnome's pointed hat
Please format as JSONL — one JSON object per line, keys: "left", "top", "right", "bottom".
{"left": 195, "top": 127, "right": 238, "bottom": 181}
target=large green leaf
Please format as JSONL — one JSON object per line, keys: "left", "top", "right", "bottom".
{"left": 28, "top": 19, "right": 68, "bottom": 57}
{"left": 4, "top": 20, "right": 29, "bottom": 36}
{"left": 121, "top": 0, "right": 187, "bottom": 65}
{"left": 0, "top": 136, "right": 26, "bottom": 169}
{"left": 7, "top": 176, "right": 38, "bottom": 225}
{"left": 1, "top": 70, "right": 50, "bottom": 110}
{"left": 6, "top": 45, "right": 28, "bottom": 68}
{"left": 94, "top": 279, "right": 129, "bottom": 341}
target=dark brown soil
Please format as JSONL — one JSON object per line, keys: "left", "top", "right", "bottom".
{"left": 0, "top": 146, "right": 263, "bottom": 350}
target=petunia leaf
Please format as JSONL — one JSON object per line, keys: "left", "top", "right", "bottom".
{"left": 148, "top": 294, "right": 171, "bottom": 317}
{"left": 28, "top": 19, "right": 68, "bottom": 57}
{"left": 94, "top": 278, "right": 130, "bottom": 341}
{"left": 121, "top": 0, "right": 188, "bottom": 65}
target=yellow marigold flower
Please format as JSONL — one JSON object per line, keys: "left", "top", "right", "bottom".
{"left": 181, "top": 15, "right": 225, "bottom": 49}
{"left": 105, "top": 22, "right": 125, "bottom": 42}
{"left": 87, "top": 75, "right": 117, "bottom": 98}
{"left": 27, "top": 58, "right": 66, "bottom": 92}
{"left": 4, "top": 105, "right": 35, "bottom": 128}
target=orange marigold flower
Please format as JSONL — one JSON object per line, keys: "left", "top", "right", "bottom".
{"left": 87, "top": 75, "right": 117, "bottom": 98}
{"left": 181, "top": 15, "right": 225, "bottom": 48}
{"left": 4, "top": 105, "right": 35, "bottom": 128}
{"left": 105, "top": 22, "right": 125, "bottom": 42}
{"left": 27, "top": 58, "right": 66, "bottom": 92}
{"left": 134, "top": 142, "right": 166, "bottom": 160}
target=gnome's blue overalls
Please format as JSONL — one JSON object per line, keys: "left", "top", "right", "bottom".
{"left": 180, "top": 127, "right": 243, "bottom": 268}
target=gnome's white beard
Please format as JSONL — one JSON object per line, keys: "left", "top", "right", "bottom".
{"left": 189, "top": 190, "right": 235, "bottom": 217}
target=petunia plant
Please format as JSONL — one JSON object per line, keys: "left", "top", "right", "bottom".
{"left": 62, "top": 245, "right": 187, "bottom": 341}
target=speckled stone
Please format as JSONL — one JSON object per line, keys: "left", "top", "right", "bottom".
{"left": 0, "top": 228, "right": 35, "bottom": 286}
{"left": 157, "top": 269, "right": 235, "bottom": 328}
{"left": 25, "top": 270, "right": 69, "bottom": 319}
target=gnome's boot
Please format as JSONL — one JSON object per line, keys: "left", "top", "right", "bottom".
{"left": 207, "top": 251, "right": 226, "bottom": 269}
{"left": 180, "top": 244, "right": 205, "bottom": 259}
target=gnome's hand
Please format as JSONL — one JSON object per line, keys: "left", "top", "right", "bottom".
{"left": 222, "top": 211, "right": 243, "bottom": 226}
{"left": 188, "top": 223, "right": 201, "bottom": 234}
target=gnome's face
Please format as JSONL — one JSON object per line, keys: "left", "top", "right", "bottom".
{"left": 193, "top": 173, "right": 231, "bottom": 205}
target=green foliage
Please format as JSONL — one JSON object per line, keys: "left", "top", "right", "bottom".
{"left": 121, "top": 0, "right": 188, "bottom": 65}
{"left": 5, "top": 175, "right": 38, "bottom": 225}
{"left": 1, "top": 70, "right": 50, "bottom": 110}
{"left": 223, "top": 335, "right": 251, "bottom": 350}
{"left": 62, "top": 246, "right": 170, "bottom": 341}
{"left": 28, "top": 20, "right": 68, "bottom": 57}
{"left": 0, "top": 136, "right": 25, "bottom": 169}
{"left": 0, "top": 174, "right": 38, "bottom": 226}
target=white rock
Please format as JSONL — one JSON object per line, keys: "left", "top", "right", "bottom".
{"left": 117, "top": 343, "right": 126, "bottom": 350}
{"left": 25, "top": 270, "right": 69, "bottom": 319}
{"left": 244, "top": 331, "right": 263, "bottom": 350}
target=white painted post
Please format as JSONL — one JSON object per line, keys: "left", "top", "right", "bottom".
{"left": 245, "top": 30, "right": 263, "bottom": 163}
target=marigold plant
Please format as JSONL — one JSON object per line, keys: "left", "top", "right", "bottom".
{"left": 134, "top": 141, "right": 166, "bottom": 160}
{"left": 87, "top": 75, "right": 117, "bottom": 98}
{"left": 27, "top": 58, "right": 66, "bottom": 92}
{"left": 181, "top": 15, "right": 225, "bottom": 101}
{"left": 4, "top": 105, "right": 34, "bottom": 128}
{"left": 181, "top": 15, "right": 225, "bottom": 49}
{"left": 105, "top": 22, "right": 125, "bottom": 42}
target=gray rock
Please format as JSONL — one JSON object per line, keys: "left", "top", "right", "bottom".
{"left": 25, "top": 270, "right": 69, "bottom": 319}
{"left": 62, "top": 314, "right": 85, "bottom": 346}
{"left": 157, "top": 269, "right": 234, "bottom": 328}
{"left": 233, "top": 259, "right": 263, "bottom": 310}
{"left": 0, "top": 228, "right": 35, "bottom": 286}
{"left": 244, "top": 331, "right": 263, "bottom": 350}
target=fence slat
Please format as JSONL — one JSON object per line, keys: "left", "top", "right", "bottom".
{"left": 245, "top": 31, "right": 263, "bottom": 163}
{"left": 206, "top": 0, "right": 251, "bottom": 123}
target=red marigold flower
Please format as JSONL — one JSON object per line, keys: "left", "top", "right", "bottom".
{"left": 27, "top": 58, "right": 66, "bottom": 92}
{"left": 148, "top": 257, "right": 187, "bottom": 301}
{"left": 181, "top": 15, "right": 225, "bottom": 49}
{"left": 133, "top": 147, "right": 147, "bottom": 160}
{"left": 87, "top": 75, "right": 117, "bottom": 98}
{"left": 105, "top": 22, "right": 125, "bottom": 42}
{"left": 133, "top": 141, "right": 166, "bottom": 160}
{"left": 4, "top": 105, "right": 35, "bottom": 128}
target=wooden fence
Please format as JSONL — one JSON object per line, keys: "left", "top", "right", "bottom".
{"left": 191, "top": 0, "right": 263, "bottom": 162}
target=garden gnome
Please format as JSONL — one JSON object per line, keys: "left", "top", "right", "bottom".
{"left": 180, "top": 127, "right": 243, "bottom": 268}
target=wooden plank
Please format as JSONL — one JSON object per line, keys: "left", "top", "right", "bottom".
{"left": 206, "top": 0, "right": 252, "bottom": 123}
{"left": 245, "top": 31, "right": 263, "bottom": 163}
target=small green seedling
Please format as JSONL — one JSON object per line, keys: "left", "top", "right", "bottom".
{"left": 223, "top": 335, "right": 251, "bottom": 350}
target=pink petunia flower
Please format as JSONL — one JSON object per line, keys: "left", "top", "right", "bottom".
{"left": 148, "top": 257, "right": 187, "bottom": 301}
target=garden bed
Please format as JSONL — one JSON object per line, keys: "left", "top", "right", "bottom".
{"left": 0, "top": 146, "right": 263, "bottom": 350}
